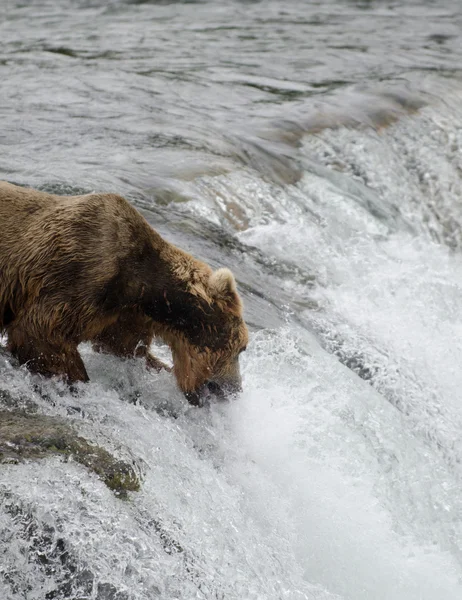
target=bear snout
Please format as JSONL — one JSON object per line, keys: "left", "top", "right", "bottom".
{"left": 207, "top": 379, "right": 242, "bottom": 398}
{"left": 184, "top": 377, "right": 242, "bottom": 407}
{"left": 202, "top": 376, "right": 242, "bottom": 404}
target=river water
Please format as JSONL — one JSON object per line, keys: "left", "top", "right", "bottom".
{"left": 1, "top": 1, "right": 462, "bottom": 598}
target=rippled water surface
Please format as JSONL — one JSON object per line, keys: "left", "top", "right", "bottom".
{"left": 2, "top": 1, "right": 462, "bottom": 599}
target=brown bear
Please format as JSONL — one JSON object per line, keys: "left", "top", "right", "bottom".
{"left": 0, "top": 181, "right": 248, "bottom": 405}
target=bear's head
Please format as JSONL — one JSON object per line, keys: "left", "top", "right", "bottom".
{"left": 158, "top": 267, "right": 248, "bottom": 405}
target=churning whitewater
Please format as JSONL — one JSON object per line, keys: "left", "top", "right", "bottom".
{"left": 1, "top": 1, "right": 462, "bottom": 599}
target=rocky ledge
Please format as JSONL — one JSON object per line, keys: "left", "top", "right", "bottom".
{"left": 0, "top": 394, "right": 141, "bottom": 498}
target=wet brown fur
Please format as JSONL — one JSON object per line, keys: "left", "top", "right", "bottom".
{"left": 0, "top": 181, "right": 248, "bottom": 398}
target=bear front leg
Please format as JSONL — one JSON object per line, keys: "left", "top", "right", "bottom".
{"left": 142, "top": 348, "right": 172, "bottom": 373}
{"left": 92, "top": 310, "right": 171, "bottom": 373}
{"left": 7, "top": 330, "right": 89, "bottom": 384}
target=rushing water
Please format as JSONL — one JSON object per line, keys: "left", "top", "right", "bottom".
{"left": 2, "top": 1, "right": 462, "bottom": 598}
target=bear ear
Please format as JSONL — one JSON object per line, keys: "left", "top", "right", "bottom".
{"left": 209, "top": 268, "right": 242, "bottom": 314}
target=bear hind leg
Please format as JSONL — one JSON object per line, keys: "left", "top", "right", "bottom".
{"left": 7, "top": 328, "right": 89, "bottom": 384}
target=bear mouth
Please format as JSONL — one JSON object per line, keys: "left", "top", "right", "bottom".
{"left": 184, "top": 380, "right": 241, "bottom": 407}
{"left": 205, "top": 380, "right": 226, "bottom": 399}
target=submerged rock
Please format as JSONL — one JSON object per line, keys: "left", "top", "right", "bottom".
{"left": 0, "top": 409, "right": 140, "bottom": 497}
{"left": 1, "top": 490, "right": 133, "bottom": 600}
